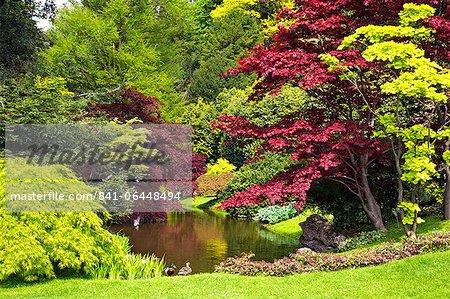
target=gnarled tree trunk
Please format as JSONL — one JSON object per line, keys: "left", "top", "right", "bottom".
{"left": 358, "top": 163, "right": 387, "bottom": 232}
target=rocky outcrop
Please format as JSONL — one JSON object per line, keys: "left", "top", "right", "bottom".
{"left": 299, "top": 214, "right": 346, "bottom": 252}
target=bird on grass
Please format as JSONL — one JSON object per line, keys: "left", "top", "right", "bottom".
{"left": 177, "top": 262, "right": 192, "bottom": 275}
{"left": 164, "top": 264, "right": 177, "bottom": 276}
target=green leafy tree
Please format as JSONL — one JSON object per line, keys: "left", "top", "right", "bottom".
{"left": 182, "top": 85, "right": 307, "bottom": 163}
{"left": 187, "top": 10, "right": 263, "bottom": 101}
{"left": 0, "top": 0, "right": 54, "bottom": 73}
{"left": 39, "top": 0, "right": 195, "bottom": 121}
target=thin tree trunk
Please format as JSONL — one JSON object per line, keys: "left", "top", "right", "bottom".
{"left": 444, "top": 164, "right": 450, "bottom": 220}
{"left": 411, "top": 211, "right": 418, "bottom": 238}
{"left": 392, "top": 138, "right": 410, "bottom": 236}
{"left": 444, "top": 140, "right": 450, "bottom": 220}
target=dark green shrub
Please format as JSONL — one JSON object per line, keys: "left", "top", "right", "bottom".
{"left": 308, "top": 181, "right": 371, "bottom": 230}
{"left": 338, "top": 231, "right": 386, "bottom": 252}
{"left": 228, "top": 205, "right": 260, "bottom": 219}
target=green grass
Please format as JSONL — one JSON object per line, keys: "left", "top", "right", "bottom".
{"left": 192, "top": 196, "right": 216, "bottom": 208}
{"left": 2, "top": 251, "right": 450, "bottom": 298}
{"left": 264, "top": 209, "right": 333, "bottom": 239}
{"left": 357, "top": 216, "right": 450, "bottom": 249}
{"left": 384, "top": 215, "right": 450, "bottom": 240}
{"left": 267, "top": 214, "right": 450, "bottom": 243}
{"left": 265, "top": 215, "right": 305, "bottom": 238}
{"left": 181, "top": 196, "right": 228, "bottom": 216}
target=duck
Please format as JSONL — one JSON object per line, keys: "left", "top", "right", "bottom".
{"left": 177, "top": 262, "right": 192, "bottom": 275}
{"left": 164, "top": 264, "right": 177, "bottom": 276}
{"left": 133, "top": 216, "right": 141, "bottom": 230}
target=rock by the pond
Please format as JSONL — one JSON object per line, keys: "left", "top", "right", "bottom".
{"left": 299, "top": 214, "right": 346, "bottom": 252}
{"left": 297, "top": 247, "right": 314, "bottom": 254}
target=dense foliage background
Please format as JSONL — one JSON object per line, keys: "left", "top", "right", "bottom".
{"left": 0, "top": 0, "right": 449, "bottom": 282}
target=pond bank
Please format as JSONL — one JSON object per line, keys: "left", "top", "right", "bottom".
{"left": 110, "top": 204, "right": 300, "bottom": 273}
{"left": 190, "top": 196, "right": 304, "bottom": 239}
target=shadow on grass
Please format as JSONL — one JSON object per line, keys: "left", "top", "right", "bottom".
{"left": 0, "top": 272, "right": 85, "bottom": 289}
{"left": 360, "top": 216, "right": 450, "bottom": 249}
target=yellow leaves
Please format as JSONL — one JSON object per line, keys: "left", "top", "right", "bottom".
{"left": 211, "top": 0, "right": 260, "bottom": 19}
{"left": 398, "top": 202, "right": 424, "bottom": 225}
{"left": 399, "top": 3, "right": 435, "bottom": 27}
{"left": 380, "top": 66, "right": 449, "bottom": 103}
{"left": 378, "top": 118, "right": 438, "bottom": 186}
{"left": 338, "top": 26, "right": 433, "bottom": 50}
{"left": 338, "top": 4, "right": 435, "bottom": 51}
{"left": 211, "top": 0, "right": 296, "bottom": 36}
{"left": 362, "top": 41, "right": 424, "bottom": 68}
{"left": 206, "top": 158, "right": 236, "bottom": 175}
{"left": 34, "top": 76, "right": 74, "bottom": 97}
{"left": 319, "top": 53, "right": 342, "bottom": 72}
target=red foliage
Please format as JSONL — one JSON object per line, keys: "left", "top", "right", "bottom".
{"left": 89, "top": 87, "right": 162, "bottom": 123}
{"left": 228, "top": 0, "right": 447, "bottom": 98}
{"left": 192, "top": 153, "right": 208, "bottom": 193}
{"left": 192, "top": 153, "right": 207, "bottom": 181}
{"left": 213, "top": 114, "right": 386, "bottom": 209}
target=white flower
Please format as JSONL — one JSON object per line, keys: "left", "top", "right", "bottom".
{"left": 142, "top": 259, "right": 147, "bottom": 264}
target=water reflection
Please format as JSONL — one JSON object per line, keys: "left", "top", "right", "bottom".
{"left": 110, "top": 210, "right": 300, "bottom": 273}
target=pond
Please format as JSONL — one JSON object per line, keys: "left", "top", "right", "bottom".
{"left": 110, "top": 210, "right": 300, "bottom": 273}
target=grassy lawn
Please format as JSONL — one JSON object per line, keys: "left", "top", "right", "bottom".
{"left": 384, "top": 215, "right": 450, "bottom": 240}
{"left": 265, "top": 215, "right": 304, "bottom": 238}
{"left": 360, "top": 216, "right": 450, "bottom": 248}
{"left": 267, "top": 214, "right": 450, "bottom": 242}
{"left": 2, "top": 250, "right": 450, "bottom": 298}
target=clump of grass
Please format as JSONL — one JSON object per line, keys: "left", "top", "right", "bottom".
{"left": 89, "top": 235, "right": 164, "bottom": 280}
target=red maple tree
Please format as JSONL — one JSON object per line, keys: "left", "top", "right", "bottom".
{"left": 217, "top": 0, "right": 449, "bottom": 231}
{"left": 89, "top": 87, "right": 162, "bottom": 123}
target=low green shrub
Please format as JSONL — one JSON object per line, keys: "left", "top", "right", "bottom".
{"left": 257, "top": 204, "right": 298, "bottom": 224}
{"left": 338, "top": 231, "right": 386, "bottom": 252}
{"left": 308, "top": 181, "right": 371, "bottom": 230}
{"left": 217, "top": 153, "right": 294, "bottom": 203}
{"left": 0, "top": 211, "right": 127, "bottom": 282}
{"left": 0, "top": 160, "right": 128, "bottom": 282}
{"left": 216, "top": 232, "right": 450, "bottom": 276}
{"left": 228, "top": 205, "right": 260, "bottom": 219}
{"left": 196, "top": 172, "right": 234, "bottom": 196}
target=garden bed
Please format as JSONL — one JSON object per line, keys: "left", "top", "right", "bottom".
{"left": 216, "top": 232, "right": 450, "bottom": 276}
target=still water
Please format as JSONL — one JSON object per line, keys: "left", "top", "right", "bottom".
{"left": 110, "top": 210, "right": 300, "bottom": 273}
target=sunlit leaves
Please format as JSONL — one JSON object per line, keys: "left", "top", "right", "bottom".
{"left": 398, "top": 202, "right": 424, "bottom": 225}
{"left": 399, "top": 3, "right": 435, "bottom": 26}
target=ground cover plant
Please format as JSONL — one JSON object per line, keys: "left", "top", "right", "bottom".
{"left": 216, "top": 232, "right": 450, "bottom": 276}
